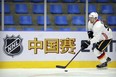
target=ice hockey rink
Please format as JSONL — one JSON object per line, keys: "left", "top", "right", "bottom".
{"left": 0, "top": 68, "right": 116, "bottom": 77}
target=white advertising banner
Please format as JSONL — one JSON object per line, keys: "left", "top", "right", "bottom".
{"left": 0, "top": 31, "right": 116, "bottom": 61}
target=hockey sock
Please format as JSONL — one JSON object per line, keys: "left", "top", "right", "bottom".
{"left": 94, "top": 48, "right": 107, "bottom": 63}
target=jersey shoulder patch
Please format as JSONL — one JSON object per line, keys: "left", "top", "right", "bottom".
{"left": 95, "top": 21, "right": 104, "bottom": 28}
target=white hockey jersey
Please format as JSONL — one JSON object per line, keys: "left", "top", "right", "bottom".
{"left": 88, "top": 19, "right": 113, "bottom": 44}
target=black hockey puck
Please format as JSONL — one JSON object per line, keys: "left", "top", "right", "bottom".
{"left": 65, "top": 70, "right": 68, "bottom": 72}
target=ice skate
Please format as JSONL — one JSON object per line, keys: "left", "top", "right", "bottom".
{"left": 96, "top": 57, "right": 111, "bottom": 68}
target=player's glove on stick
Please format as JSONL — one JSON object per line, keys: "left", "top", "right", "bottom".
{"left": 88, "top": 31, "right": 94, "bottom": 39}
{"left": 81, "top": 40, "right": 90, "bottom": 50}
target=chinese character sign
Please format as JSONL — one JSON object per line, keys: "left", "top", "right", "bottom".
{"left": 28, "top": 38, "right": 76, "bottom": 54}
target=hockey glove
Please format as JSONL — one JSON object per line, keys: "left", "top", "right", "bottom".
{"left": 81, "top": 40, "right": 90, "bottom": 50}
{"left": 88, "top": 31, "right": 93, "bottom": 39}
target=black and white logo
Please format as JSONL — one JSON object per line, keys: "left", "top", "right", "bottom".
{"left": 3, "top": 35, "right": 23, "bottom": 57}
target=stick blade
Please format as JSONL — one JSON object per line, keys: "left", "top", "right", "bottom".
{"left": 56, "top": 65, "right": 66, "bottom": 69}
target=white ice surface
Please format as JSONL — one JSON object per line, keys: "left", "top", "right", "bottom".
{"left": 0, "top": 68, "right": 116, "bottom": 77}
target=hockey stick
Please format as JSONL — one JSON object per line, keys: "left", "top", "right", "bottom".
{"left": 56, "top": 48, "right": 83, "bottom": 69}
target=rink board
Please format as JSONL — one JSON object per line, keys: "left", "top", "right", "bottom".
{"left": 0, "top": 61, "right": 116, "bottom": 68}
{"left": 0, "top": 31, "right": 116, "bottom": 68}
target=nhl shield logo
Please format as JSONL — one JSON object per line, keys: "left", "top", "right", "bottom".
{"left": 3, "top": 35, "right": 23, "bottom": 57}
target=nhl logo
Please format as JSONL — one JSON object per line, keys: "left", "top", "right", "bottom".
{"left": 3, "top": 35, "right": 23, "bottom": 57}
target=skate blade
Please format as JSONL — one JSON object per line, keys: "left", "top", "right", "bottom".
{"left": 97, "top": 67, "right": 108, "bottom": 70}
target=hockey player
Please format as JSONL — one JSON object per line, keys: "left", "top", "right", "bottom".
{"left": 81, "top": 12, "right": 113, "bottom": 68}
